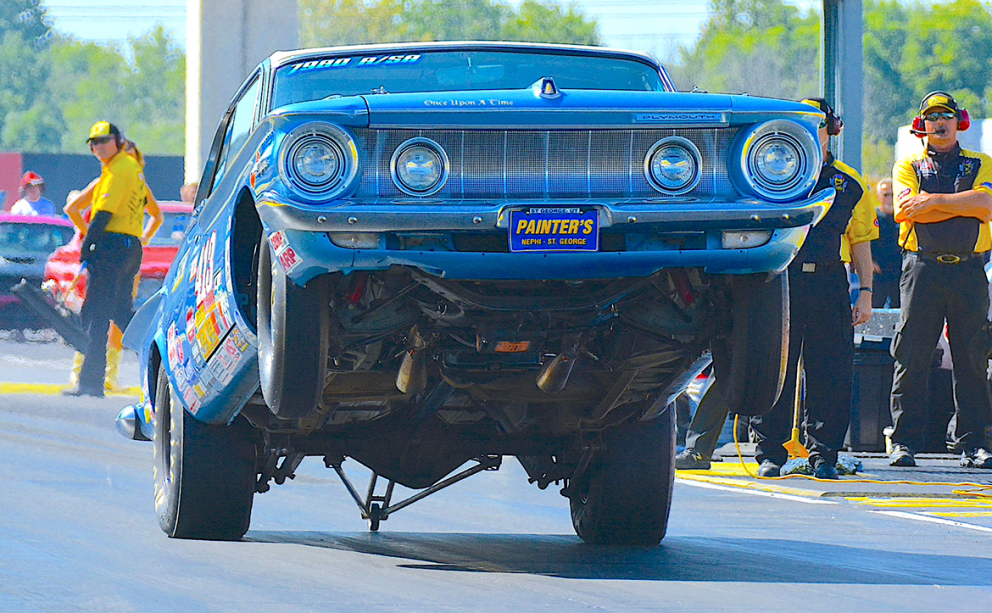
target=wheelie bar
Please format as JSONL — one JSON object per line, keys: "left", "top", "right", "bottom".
{"left": 325, "top": 455, "right": 502, "bottom": 531}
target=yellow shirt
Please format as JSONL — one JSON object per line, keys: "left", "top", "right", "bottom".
{"left": 833, "top": 159, "right": 880, "bottom": 262}
{"left": 892, "top": 145, "right": 992, "bottom": 253}
{"left": 91, "top": 149, "right": 147, "bottom": 237}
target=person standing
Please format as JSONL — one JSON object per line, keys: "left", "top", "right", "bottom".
{"left": 749, "top": 97, "right": 878, "bottom": 479}
{"left": 10, "top": 172, "right": 57, "bottom": 216}
{"left": 888, "top": 92, "right": 992, "bottom": 468}
{"left": 62, "top": 137, "right": 163, "bottom": 394}
{"left": 63, "top": 121, "right": 147, "bottom": 398}
{"left": 872, "top": 178, "right": 902, "bottom": 308}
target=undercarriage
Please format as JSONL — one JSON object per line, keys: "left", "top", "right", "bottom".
{"left": 253, "top": 266, "right": 723, "bottom": 482}
{"left": 153, "top": 261, "right": 785, "bottom": 545}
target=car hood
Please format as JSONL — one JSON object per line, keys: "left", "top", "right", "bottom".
{"left": 358, "top": 88, "right": 816, "bottom": 130}
{"left": 274, "top": 89, "right": 821, "bottom": 131}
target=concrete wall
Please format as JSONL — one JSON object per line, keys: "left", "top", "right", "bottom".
{"left": 185, "top": 0, "right": 298, "bottom": 184}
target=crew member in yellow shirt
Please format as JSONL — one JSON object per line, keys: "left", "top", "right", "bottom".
{"left": 64, "top": 121, "right": 148, "bottom": 397}
{"left": 888, "top": 92, "right": 992, "bottom": 469}
{"left": 749, "top": 98, "right": 878, "bottom": 479}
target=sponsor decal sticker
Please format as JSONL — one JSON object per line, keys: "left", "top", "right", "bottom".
{"left": 288, "top": 54, "right": 421, "bottom": 74}
{"left": 185, "top": 307, "right": 195, "bottom": 344}
{"left": 278, "top": 246, "right": 302, "bottom": 273}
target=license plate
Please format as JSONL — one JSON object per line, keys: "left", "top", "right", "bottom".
{"left": 509, "top": 208, "right": 599, "bottom": 252}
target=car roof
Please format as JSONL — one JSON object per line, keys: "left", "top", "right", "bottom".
{"left": 0, "top": 213, "right": 74, "bottom": 227}
{"left": 269, "top": 41, "right": 662, "bottom": 71}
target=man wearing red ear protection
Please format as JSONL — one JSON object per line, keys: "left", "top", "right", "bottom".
{"left": 888, "top": 91, "right": 992, "bottom": 469}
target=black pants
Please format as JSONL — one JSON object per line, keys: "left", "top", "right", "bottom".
{"left": 890, "top": 253, "right": 992, "bottom": 452}
{"left": 750, "top": 263, "right": 853, "bottom": 467}
{"left": 78, "top": 233, "right": 142, "bottom": 392}
{"left": 684, "top": 378, "right": 730, "bottom": 458}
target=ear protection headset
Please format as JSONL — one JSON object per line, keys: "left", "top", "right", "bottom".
{"left": 911, "top": 91, "right": 970, "bottom": 137}
{"left": 800, "top": 97, "right": 843, "bottom": 136}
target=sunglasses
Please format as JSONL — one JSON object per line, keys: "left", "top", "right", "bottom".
{"left": 89, "top": 135, "right": 114, "bottom": 146}
{"left": 923, "top": 111, "right": 957, "bottom": 122}
{"left": 818, "top": 120, "right": 828, "bottom": 129}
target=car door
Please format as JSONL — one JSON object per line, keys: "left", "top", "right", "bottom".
{"left": 165, "top": 73, "right": 263, "bottom": 421}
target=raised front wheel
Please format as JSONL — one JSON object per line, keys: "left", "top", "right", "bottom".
{"left": 257, "top": 234, "right": 330, "bottom": 419}
{"left": 712, "top": 271, "right": 789, "bottom": 416}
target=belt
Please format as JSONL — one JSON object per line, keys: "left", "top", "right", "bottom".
{"left": 103, "top": 232, "right": 138, "bottom": 247}
{"left": 909, "top": 251, "right": 984, "bottom": 264}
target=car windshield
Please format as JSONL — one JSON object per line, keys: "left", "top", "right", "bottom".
{"left": 148, "top": 211, "right": 191, "bottom": 246}
{"left": 0, "top": 222, "right": 74, "bottom": 256}
{"left": 272, "top": 49, "right": 668, "bottom": 108}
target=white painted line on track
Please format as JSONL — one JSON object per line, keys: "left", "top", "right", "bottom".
{"left": 677, "top": 477, "right": 838, "bottom": 505}
{"left": 872, "top": 510, "right": 992, "bottom": 533}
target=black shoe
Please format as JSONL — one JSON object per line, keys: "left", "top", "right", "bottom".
{"left": 961, "top": 448, "right": 992, "bottom": 469}
{"left": 62, "top": 386, "right": 104, "bottom": 398}
{"left": 757, "top": 460, "right": 782, "bottom": 477}
{"left": 675, "top": 449, "right": 711, "bottom": 470}
{"left": 889, "top": 444, "right": 916, "bottom": 467}
{"left": 813, "top": 460, "right": 839, "bottom": 480}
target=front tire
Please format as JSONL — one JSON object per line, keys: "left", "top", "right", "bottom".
{"left": 712, "top": 271, "right": 788, "bottom": 416}
{"left": 153, "top": 363, "right": 256, "bottom": 540}
{"left": 568, "top": 405, "right": 676, "bottom": 546}
{"left": 257, "top": 235, "right": 329, "bottom": 419}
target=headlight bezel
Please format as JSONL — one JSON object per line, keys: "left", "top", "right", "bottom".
{"left": 390, "top": 137, "right": 449, "bottom": 197}
{"left": 279, "top": 122, "right": 359, "bottom": 201}
{"left": 643, "top": 136, "right": 702, "bottom": 195}
{"left": 733, "top": 120, "right": 820, "bottom": 203}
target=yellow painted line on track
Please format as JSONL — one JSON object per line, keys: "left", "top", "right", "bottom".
{"left": 847, "top": 497, "right": 992, "bottom": 508}
{"left": 873, "top": 510, "right": 992, "bottom": 533}
{"left": 684, "top": 462, "right": 757, "bottom": 477}
{"left": 676, "top": 472, "right": 827, "bottom": 498}
{"left": 0, "top": 382, "right": 139, "bottom": 397}
{"left": 925, "top": 511, "right": 992, "bottom": 517}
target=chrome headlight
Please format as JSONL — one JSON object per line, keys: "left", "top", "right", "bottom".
{"left": 733, "top": 120, "right": 820, "bottom": 202}
{"left": 280, "top": 123, "right": 359, "bottom": 200}
{"left": 390, "top": 138, "right": 448, "bottom": 196}
{"left": 644, "top": 136, "right": 702, "bottom": 195}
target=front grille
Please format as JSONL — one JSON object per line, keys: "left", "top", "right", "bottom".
{"left": 354, "top": 128, "right": 739, "bottom": 200}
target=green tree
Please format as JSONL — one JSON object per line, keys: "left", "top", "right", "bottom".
{"left": 502, "top": 1, "right": 599, "bottom": 45}
{"left": 898, "top": 0, "right": 992, "bottom": 118}
{"left": 672, "top": 0, "right": 819, "bottom": 98}
{"left": 0, "top": 0, "right": 55, "bottom": 150}
{"left": 6, "top": 26, "right": 186, "bottom": 155}
{"left": 863, "top": 0, "right": 913, "bottom": 145}
{"left": 300, "top": 0, "right": 399, "bottom": 47}
{"left": 301, "top": 0, "right": 600, "bottom": 47}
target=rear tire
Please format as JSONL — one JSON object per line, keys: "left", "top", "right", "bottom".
{"left": 257, "top": 235, "right": 329, "bottom": 418}
{"left": 712, "top": 271, "right": 788, "bottom": 416}
{"left": 568, "top": 405, "right": 676, "bottom": 546}
{"left": 153, "top": 364, "right": 256, "bottom": 540}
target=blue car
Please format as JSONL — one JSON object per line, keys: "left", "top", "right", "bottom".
{"left": 119, "top": 42, "right": 832, "bottom": 545}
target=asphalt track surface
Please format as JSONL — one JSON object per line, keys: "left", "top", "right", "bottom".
{"left": 2, "top": 337, "right": 992, "bottom": 612}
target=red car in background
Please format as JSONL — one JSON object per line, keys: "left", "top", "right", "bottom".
{"left": 45, "top": 201, "right": 193, "bottom": 311}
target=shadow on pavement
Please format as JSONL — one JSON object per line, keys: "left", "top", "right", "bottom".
{"left": 245, "top": 531, "right": 992, "bottom": 584}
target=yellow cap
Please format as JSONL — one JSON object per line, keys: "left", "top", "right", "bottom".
{"left": 87, "top": 121, "right": 121, "bottom": 142}
{"left": 919, "top": 93, "right": 958, "bottom": 115}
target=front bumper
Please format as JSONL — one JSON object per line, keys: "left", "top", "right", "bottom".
{"left": 257, "top": 188, "right": 834, "bottom": 282}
